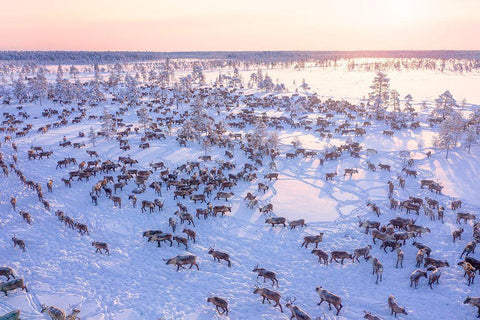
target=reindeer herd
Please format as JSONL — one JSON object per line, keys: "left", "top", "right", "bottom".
{"left": 1, "top": 83, "right": 480, "bottom": 319}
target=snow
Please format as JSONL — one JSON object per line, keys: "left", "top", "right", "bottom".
{"left": 1, "top": 65, "right": 480, "bottom": 320}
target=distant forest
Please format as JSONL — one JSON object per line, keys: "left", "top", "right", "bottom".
{"left": 0, "top": 50, "right": 479, "bottom": 64}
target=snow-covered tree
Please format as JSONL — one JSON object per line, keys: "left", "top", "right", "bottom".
{"left": 101, "top": 107, "right": 115, "bottom": 140}
{"left": 88, "top": 126, "right": 96, "bottom": 147}
{"left": 137, "top": 106, "right": 150, "bottom": 132}
{"left": 433, "top": 110, "right": 465, "bottom": 158}
{"left": 390, "top": 89, "right": 400, "bottom": 113}
{"left": 33, "top": 68, "right": 48, "bottom": 105}
{"left": 463, "top": 125, "right": 478, "bottom": 154}
{"left": 13, "top": 77, "right": 28, "bottom": 103}
{"left": 300, "top": 79, "right": 310, "bottom": 92}
{"left": 368, "top": 72, "right": 390, "bottom": 114}
{"left": 192, "top": 62, "right": 206, "bottom": 85}
{"left": 434, "top": 90, "right": 457, "bottom": 120}
{"left": 404, "top": 94, "right": 414, "bottom": 112}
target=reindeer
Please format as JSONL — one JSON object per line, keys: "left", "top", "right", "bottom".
{"left": 301, "top": 233, "right": 324, "bottom": 248}
{"left": 451, "top": 200, "right": 462, "bottom": 210}
{"left": 311, "top": 249, "right": 329, "bottom": 265}
{"left": 410, "top": 269, "right": 427, "bottom": 288}
{"left": 285, "top": 297, "right": 311, "bottom": 320}
{"left": 265, "top": 217, "right": 286, "bottom": 227}
{"left": 214, "top": 191, "right": 234, "bottom": 201}
{"left": 253, "top": 264, "right": 279, "bottom": 286}
{"left": 363, "top": 311, "right": 382, "bottom": 320}
{"left": 378, "top": 163, "right": 391, "bottom": 171}
{"left": 457, "top": 212, "right": 476, "bottom": 224}
{"left": 148, "top": 233, "right": 173, "bottom": 247}
{"left": 459, "top": 262, "right": 476, "bottom": 285}
{"left": 424, "top": 257, "right": 449, "bottom": 268}
{"left": 173, "top": 235, "right": 188, "bottom": 250}
{"left": 325, "top": 172, "right": 337, "bottom": 181}
{"left": 396, "top": 247, "right": 404, "bottom": 268}
{"left": 0, "top": 279, "right": 28, "bottom": 296}
{"left": 47, "top": 180, "right": 53, "bottom": 192}
{"left": 10, "top": 197, "right": 16, "bottom": 210}
{"left": 367, "top": 202, "right": 381, "bottom": 217}
{"left": 92, "top": 241, "right": 109, "bottom": 254}
{"left": 388, "top": 295, "right": 407, "bottom": 317}
{"left": 316, "top": 287, "right": 342, "bottom": 315}
{"left": 380, "top": 239, "right": 400, "bottom": 253}
{"left": 207, "top": 297, "right": 228, "bottom": 316}
{"left": 402, "top": 168, "right": 417, "bottom": 178}
{"left": 0, "top": 267, "right": 15, "bottom": 281}
{"left": 371, "top": 230, "right": 391, "bottom": 244}
{"left": 175, "top": 211, "right": 195, "bottom": 226}
{"left": 330, "top": 251, "right": 354, "bottom": 264}
{"left": 182, "top": 228, "right": 196, "bottom": 243}
{"left": 344, "top": 168, "right": 358, "bottom": 177}
{"left": 427, "top": 267, "right": 441, "bottom": 289}
{"left": 40, "top": 305, "right": 80, "bottom": 320}
{"left": 0, "top": 310, "right": 20, "bottom": 320}
{"left": 74, "top": 222, "right": 89, "bottom": 235}
{"left": 413, "top": 242, "right": 431, "bottom": 256}
{"left": 11, "top": 236, "right": 25, "bottom": 251}
{"left": 18, "top": 211, "right": 31, "bottom": 224}
{"left": 416, "top": 249, "right": 426, "bottom": 268}
{"left": 366, "top": 255, "right": 383, "bottom": 284}
{"left": 164, "top": 254, "right": 199, "bottom": 271}
{"left": 289, "top": 219, "right": 306, "bottom": 229}
{"left": 464, "top": 297, "right": 480, "bottom": 318}
{"left": 358, "top": 218, "right": 380, "bottom": 234}
{"left": 208, "top": 248, "right": 231, "bottom": 267}
{"left": 461, "top": 241, "right": 477, "bottom": 258}
{"left": 109, "top": 195, "right": 121, "bottom": 208}
{"left": 253, "top": 287, "right": 283, "bottom": 313}
{"left": 353, "top": 245, "right": 372, "bottom": 262}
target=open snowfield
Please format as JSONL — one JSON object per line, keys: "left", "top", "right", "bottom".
{"left": 1, "top": 65, "right": 480, "bottom": 320}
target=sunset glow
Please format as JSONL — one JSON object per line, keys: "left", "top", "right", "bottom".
{"left": 1, "top": 0, "right": 479, "bottom": 51}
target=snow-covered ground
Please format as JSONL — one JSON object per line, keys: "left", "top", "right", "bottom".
{"left": 1, "top": 67, "right": 480, "bottom": 320}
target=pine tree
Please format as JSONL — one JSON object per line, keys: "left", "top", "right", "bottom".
{"left": 434, "top": 90, "right": 457, "bottom": 120}
{"left": 390, "top": 90, "right": 400, "bottom": 113}
{"left": 137, "top": 106, "right": 149, "bottom": 132}
{"left": 463, "top": 125, "right": 478, "bottom": 154}
{"left": 88, "top": 126, "right": 96, "bottom": 147}
{"left": 433, "top": 110, "right": 465, "bottom": 158}
{"left": 368, "top": 72, "right": 390, "bottom": 114}
{"left": 101, "top": 107, "right": 115, "bottom": 140}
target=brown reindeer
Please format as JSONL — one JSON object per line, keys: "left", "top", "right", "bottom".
{"left": 253, "top": 287, "right": 283, "bottom": 313}
{"left": 301, "top": 233, "right": 324, "bottom": 248}
{"left": 311, "top": 249, "right": 329, "bottom": 265}
{"left": 182, "top": 228, "right": 196, "bottom": 243}
{"left": 207, "top": 296, "right": 228, "bottom": 316}
{"left": 453, "top": 228, "right": 464, "bottom": 242}
{"left": 330, "top": 251, "right": 354, "bottom": 264}
{"left": 316, "top": 287, "right": 342, "bottom": 315}
{"left": 10, "top": 197, "right": 16, "bottom": 210}
{"left": 388, "top": 295, "right": 407, "bottom": 317}
{"left": 366, "top": 255, "right": 383, "bottom": 284}
{"left": 18, "top": 211, "right": 31, "bottom": 224}
{"left": 253, "top": 264, "right": 279, "bottom": 286}
{"left": 410, "top": 269, "right": 427, "bottom": 288}
{"left": 173, "top": 235, "right": 188, "bottom": 250}
{"left": 208, "top": 248, "right": 231, "bottom": 267}
{"left": 11, "top": 236, "right": 25, "bottom": 252}
{"left": 92, "top": 241, "right": 109, "bottom": 254}
{"left": 0, "top": 278, "right": 28, "bottom": 296}
{"left": 289, "top": 219, "right": 306, "bottom": 229}
{"left": 428, "top": 267, "right": 441, "bottom": 289}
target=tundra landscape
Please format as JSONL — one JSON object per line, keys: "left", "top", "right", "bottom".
{"left": 0, "top": 52, "right": 479, "bottom": 319}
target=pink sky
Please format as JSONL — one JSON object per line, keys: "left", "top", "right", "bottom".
{"left": 1, "top": 0, "right": 479, "bottom": 51}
